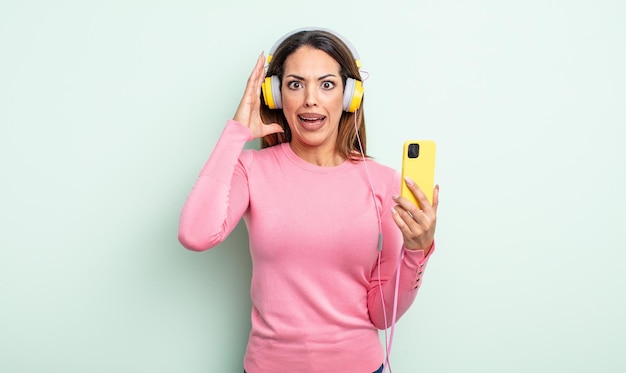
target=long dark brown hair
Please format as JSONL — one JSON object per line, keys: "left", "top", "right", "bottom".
{"left": 260, "top": 30, "right": 368, "bottom": 160}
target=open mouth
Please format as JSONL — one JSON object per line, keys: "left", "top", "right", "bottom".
{"left": 298, "top": 114, "right": 326, "bottom": 125}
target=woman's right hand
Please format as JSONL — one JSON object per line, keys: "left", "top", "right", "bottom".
{"left": 233, "top": 52, "right": 284, "bottom": 139}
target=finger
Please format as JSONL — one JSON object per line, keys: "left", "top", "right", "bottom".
{"left": 254, "top": 52, "right": 266, "bottom": 91}
{"left": 234, "top": 55, "right": 264, "bottom": 125}
{"left": 391, "top": 202, "right": 423, "bottom": 234}
{"left": 391, "top": 205, "right": 414, "bottom": 235}
{"left": 432, "top": 184, "right": 440, "bottom": 213}
{"left": 392, "top": 194, "right": 421, "bottom": 222}
{"left": 261, "top": 122, "right": 284, "bottom": 136}
{"left": 392, "top": 206, "right": 435, "bottom": 251}
{"left": 392, "top": 206, "right": 430, "bottom": 251}
{"left": 244, "top": 53, "right": 265, "bottom": 99}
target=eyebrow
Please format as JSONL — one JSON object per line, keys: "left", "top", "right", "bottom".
{"left": 285, "top": 73, "right": 338, "bottom": 81}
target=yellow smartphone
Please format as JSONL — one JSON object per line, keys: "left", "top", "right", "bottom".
{"left": 401, "top": 140, "right": 437, "bottom": 209}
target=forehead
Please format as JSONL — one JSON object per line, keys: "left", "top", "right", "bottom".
{"left": 283, "top": 46, "right": 340, "bottom": 75}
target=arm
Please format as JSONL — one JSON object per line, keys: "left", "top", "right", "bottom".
{"left": 178, "top": 53, "right": 283, "bottom": 251}
{"left": 178, "top": 121, "right": 253, "bottom": 251}
{"left": 367, "top": 176, "right": 439, "bottom": 329}
{"left": 367, "top": 213, "right": 435, "bottom": 329}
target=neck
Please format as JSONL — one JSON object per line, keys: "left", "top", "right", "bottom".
{"left": 289, "top": 141, "right": 344, "bottom": 167}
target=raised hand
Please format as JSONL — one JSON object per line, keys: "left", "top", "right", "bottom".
{"left": 233, "top": 53, "right": 284, "bottom": 139}
{"left": 391, "top": 177, "right": 439, "bottom": 254}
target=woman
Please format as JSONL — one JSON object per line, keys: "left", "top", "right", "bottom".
{"left": 178, "top": 28, "right": 439, "bottom": 373}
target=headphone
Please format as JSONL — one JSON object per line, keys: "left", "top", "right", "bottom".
{"left": 261, "top": 27, "right": 364, "bottom": 113}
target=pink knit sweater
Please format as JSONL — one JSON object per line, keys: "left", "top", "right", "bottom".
{"left": 178, "top": 120, "right": 433, "bottom": 373}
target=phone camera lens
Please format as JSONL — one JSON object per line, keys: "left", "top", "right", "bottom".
{"left": 408, "top": 143, "right": 420, "bottom": 158}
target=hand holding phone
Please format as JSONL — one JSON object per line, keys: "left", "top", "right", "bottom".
{"left": 401, "top": 140, "right": 437, "bottom": 209}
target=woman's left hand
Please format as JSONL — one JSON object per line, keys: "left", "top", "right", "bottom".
{"left": 391, "top": 177, "right": 439, "bottom": 254}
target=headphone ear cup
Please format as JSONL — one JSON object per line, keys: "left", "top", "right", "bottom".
{"left": 262, "top": 75, "right": 282, "bottom": 109}
{"left": 343, "top": 78, "right": 364, "bottom": 113}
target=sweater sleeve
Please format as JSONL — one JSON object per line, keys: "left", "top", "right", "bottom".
{"left": 367, "top": 173, "right": 435, "bottom": 329}
{"left": 178, "top": 120, "right": 253, "bottom": 251}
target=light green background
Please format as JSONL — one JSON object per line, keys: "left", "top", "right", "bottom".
{"left": 1, "top": 0, "right": 624, "bottom": 372}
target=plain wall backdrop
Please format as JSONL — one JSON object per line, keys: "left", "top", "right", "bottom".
{"left": 1, "top": 0, "right": 624, "bottom": 372}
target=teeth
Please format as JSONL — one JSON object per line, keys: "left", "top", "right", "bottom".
{"left": 299, "top": 115, "right": 324, "bottom": 121}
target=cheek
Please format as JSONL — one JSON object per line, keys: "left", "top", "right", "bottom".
{"left": 323, "top": 90, "right": 345, "bottom": 112}
{"left": 281, "top": 91, "right": 300, "bottom": 112}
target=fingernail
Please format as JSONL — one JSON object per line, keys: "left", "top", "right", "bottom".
{"left": 391, "top": 206, "right": 397, "bottom": 215}
{"left": 404, "top": 176, "right": 414, "bottom": 186}
{"left": 392, "top": 195, "right": 400, "bottom": 200}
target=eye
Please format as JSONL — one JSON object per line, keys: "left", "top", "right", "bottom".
{"left": 321, "top": 81, "right": 335, "bottom": 90}
{"left": 287, "top": 81, "right": 303, "bottom": 90}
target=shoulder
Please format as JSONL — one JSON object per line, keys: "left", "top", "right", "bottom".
{"left": 352, "top": 158, "right": 401, "bottom": 195}
{"left": 363, "top": 158, "right": 400, "bottom": 180}
{"left": 238, "top": 143, "right": 285, "bottom": 169}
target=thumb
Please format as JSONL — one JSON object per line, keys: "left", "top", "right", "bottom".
{"left": 261, "top": 122, "right": 284, "bottom": 137}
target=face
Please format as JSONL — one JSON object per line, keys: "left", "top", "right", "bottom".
{"left": 281, "top": 46, "right": 344, "bottom": 153}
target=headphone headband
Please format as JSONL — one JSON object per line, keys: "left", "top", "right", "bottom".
{"left": 267, "top": 27, "right": 361, "bottom": 69}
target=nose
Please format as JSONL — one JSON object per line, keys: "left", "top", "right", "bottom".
{"left": 304, "top": 86, "right": 318, "bottom": 107}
